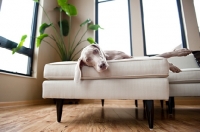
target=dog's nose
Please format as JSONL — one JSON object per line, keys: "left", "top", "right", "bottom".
{"left": 99, "top": 63, "right": 106, "bottom": 69}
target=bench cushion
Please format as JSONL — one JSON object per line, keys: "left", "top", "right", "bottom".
{"left": 169, "top": 68, "right": 200, "bottom": 84}
{"left": 43, "top": 78, "right": 169, "bottom": 100}
{"left": 44, "top": 57, "right": 169, "bottom": 80}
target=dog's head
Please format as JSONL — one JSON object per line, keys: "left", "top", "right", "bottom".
{"left": 74, "top": 44, "right": 109, "bottom": 83}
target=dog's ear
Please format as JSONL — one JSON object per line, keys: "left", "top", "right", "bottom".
{"left": 92, "top": 44, "right": 109, "bottom": 59}
{"left": 74, "top": 58, "right": 83, "bottom": 83}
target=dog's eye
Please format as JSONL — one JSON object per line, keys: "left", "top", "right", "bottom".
{"left": 93, "top": 49, "right": 98, "bottom": 54}
{"left": 86, "top": 57, "right": 91, "bottom": 62}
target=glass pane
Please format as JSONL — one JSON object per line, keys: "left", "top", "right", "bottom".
{"left": 142, "top": 0, "right": 182, "bottom": 55}
{"left": 98, "top": 0, "right": 131, "bottom": 55}
{"left": 0, "top": 0, "right": 34, "bottom": 74}
{"left": 0, "top": 48, "right": 29, "bottom": 74}
{"left": 194, "top": 0, "right": 200, "bottom": 33}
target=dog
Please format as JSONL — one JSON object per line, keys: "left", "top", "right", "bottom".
{"left": 74, "top": 44, "right": 192, "bottom": 83}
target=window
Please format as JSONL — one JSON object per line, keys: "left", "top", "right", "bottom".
{"left": 0, "top": 0, "right": 38, "bottom": 76}
{"left": 141, "top": 0, "right": 186, "bottom": 56}
{"left": 194, "top": 0, "right": 200, "bottom": 34}
{"left": 96, "top": 0, "right": 132, "bottom": 56}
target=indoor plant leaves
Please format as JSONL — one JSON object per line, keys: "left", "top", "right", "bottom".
{"left": 12, "top": 35, "right": 27, "bottom": 54}
{"left": 58, "top": 19, "right": 69, "bottom": 36}
{"left": 80, "top": 19, "right": 91, "bottom": 27}
{"left": 39, "top": 23, "right": 52, "bottom": 35}
{"left": 57, "top": 0, "right": 77, "bottom": 16}
{"left": 36, "top": 34, "right": 48, "bottom": 47}
{"left": 87, "top": 37, "right": 96, "bottom": 44}
{"left": 88, "top": 24, "right": 103, "bottom": 30}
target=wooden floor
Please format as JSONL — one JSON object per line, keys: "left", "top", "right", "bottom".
{"left": 0, "top": 103, "right": 200, "bottom": 132}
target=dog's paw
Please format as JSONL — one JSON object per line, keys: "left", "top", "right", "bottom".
{"left": 174, "top": 48, "right": 192, "bottom": 57}
{"left": 169, "top": 63, "right": 181, "bottom": 73}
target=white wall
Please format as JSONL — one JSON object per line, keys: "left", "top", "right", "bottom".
{"left": 181, "top": 0, "right": 200, "bottom": 50}
{"left": 0, "top": 0, "right": 59, "bottom": 102}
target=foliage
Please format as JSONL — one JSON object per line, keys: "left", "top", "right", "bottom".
{"left": 14, "top": 0, "right": 102, "bottom": 61}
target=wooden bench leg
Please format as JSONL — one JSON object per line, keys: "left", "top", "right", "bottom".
{"left": 101, "top": 99, "right": 104, "bottom": 107}
{"left": 160, "top": 100, "right": 164, "bottom": 109}
{"left": 135, "top": 100, "right": 138, "bottom": 107}
{"left": 145, "top": 100, "right": 154, "bottom": 130}
{"left": 56, "top": 99, "right": 64, "bottom": 122}
{"left": 166, "top": 97, "right": 175, "bottom": 108}
{"left": 143, "top": 100, "right": 146, "bottom": 108}
{"left": 168, "top": 97, "right": 173, "bottom": 114}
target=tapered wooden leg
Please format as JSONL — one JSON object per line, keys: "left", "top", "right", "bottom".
{"left": 56, "top": 99, "right": 64, "bottom": 122}
{"left": 166, "top": 97, "right": 175, "bottom": 108}
{"left": 168, "top": 97, "right": 173, "bottom": 114}
{"left": 135, "top": 100, "right": 138, "bottom": 107}
{"left": 101, "top": 99, "right": 104, "bottom": 107}
{"left": 145, "top": 100, "right": 154, "bottom": 129}
{"left": 160, "top": 100, "right": 163, "bottom": 109}
{"left": 171, "top": 97, "right": 175, "bottom": 108}
{"left": 143, "top": 100, "right": 146, "bottom": 109}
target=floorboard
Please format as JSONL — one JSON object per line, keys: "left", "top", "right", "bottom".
{"left": 0, "top": 103, "right": 200, "bottom": 132}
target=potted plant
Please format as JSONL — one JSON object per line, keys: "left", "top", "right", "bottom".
{"left": 13, "top": 0, "right": 102, "bottom": 61}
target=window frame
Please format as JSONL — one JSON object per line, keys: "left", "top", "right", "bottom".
{"left": 0, "top": 2, "right": 39, "bottom": 76}
{"left": 140, "top": 0, "right": 187, "bottom": 56}
{"left": 95, "top": 0, "right": 133, "bottom": 56}
{"left": 0, "top": 0, "right": 2, "bottom": 11}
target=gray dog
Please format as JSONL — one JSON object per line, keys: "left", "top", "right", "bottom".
{"left": 74, "top": 44, "right": 192, "bottom": 83}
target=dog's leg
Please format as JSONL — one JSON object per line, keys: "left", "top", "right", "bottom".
{"left": 155, "top": 48, "right": 192, "bottom": 73}
{"left": 156, "top": 48, "right": 192, "bottom": 58}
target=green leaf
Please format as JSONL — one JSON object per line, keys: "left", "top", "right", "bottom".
{"left": 87, "top": 37, "right": 96, "bottom": 44}
{"left": 88, "top": 24, "right": 103, "bottom": 30}
{"left": 57, "top": 0, "right": 68, "bottom": 7}
{"left": 36, "top": 34, "right": 48, "bottom": 47}
{"left": 12, "top": 35, "right": 27, "bottom": 54}
{"left": 39, "top": 23, "right": 52, "bottom": 35}
{"left": 58, "top": 19, "right": 69, "bottom": 36}
{"left": 80, "top": 19, "right": 91, "bottom": 27}
{"left": 57, "top": 0, "right": 77, "bottom": 16}
{"left": 66, "top": 4, "right": 77, "bottom": 16}
{"left": 33, "top": 0, "right": 39, "bottom": 2}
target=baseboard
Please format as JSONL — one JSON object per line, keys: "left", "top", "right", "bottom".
{"left": 80, "top": 99, "right": 158, "bottom": 105}
{"left": 0, "top": 99, "right": 54, "bottom": 108}
{"left": 79, "top": 98, "right": 200, "bottom": 106}
{"left": 174, "top": 97, "right": 200, "bottom": 105}
{"left": 1, "top": 98, "right": 199, "bottom": 108}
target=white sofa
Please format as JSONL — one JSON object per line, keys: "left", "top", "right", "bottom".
{"left": 42, "top": 57, "right": 169, "bottom": 129}
{"left": 167, "top": 54, "right": 200, "bottom": 113}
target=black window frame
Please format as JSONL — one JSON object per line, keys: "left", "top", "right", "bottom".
{"left": 0, "top": 2, "right": 39, "bottom": 76}
{"left": 140, "top": 0, "right": 187, "bottom": 56}
{"left": 0, "top": 0, "right": 2, "bottom": 11}
{"left": 95, "top": 0, "right": 133, "bottom": 56}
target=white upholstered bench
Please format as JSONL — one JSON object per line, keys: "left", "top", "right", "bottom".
{"left": 42, "top": 57, "right": 169, "bottom": 129}
{"left": 167, "top": 54, "right": 200, "bottom": 113}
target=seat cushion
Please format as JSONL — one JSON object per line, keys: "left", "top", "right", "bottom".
{"left": 43, "top": 78, "right": 169, "bottom": 100}
{"left": 44, "top": 57, "right": 169, "bottom": 80}
{"left": 169, "top": 68, "right": 200, "bottom": 83}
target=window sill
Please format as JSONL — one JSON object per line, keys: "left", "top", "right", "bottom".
{"left": 0, "top": 71, "right": 36, "bottom": 79}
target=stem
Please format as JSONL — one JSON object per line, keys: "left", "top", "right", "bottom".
{"left": 71, "top": 47, "right": 84, "bottom": 60}
{"left": 49, "top": 36, "right": 65, "bottom": 57}
{"left": 67, "top": 16, "right": 72, "bottom": 57}
{"left": 70, "top": 29, "right": 88, "bottom": 59}
{"left": 49, "top": 36, "right": 66, "bottom": 60}
{"left": 70, "top": 40, "right": 86, "bottom": 60}
{"left": 38, "top": 2, "right": 66, "bottom": 60}
{"left": 59, "top": 9, "right": 67, "bottom": 58}
{"left": 42, "top": 39, "right": 62, "bottom": 60}
{"left": 71, "top": 27, "right": 81, "bottom": 50}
